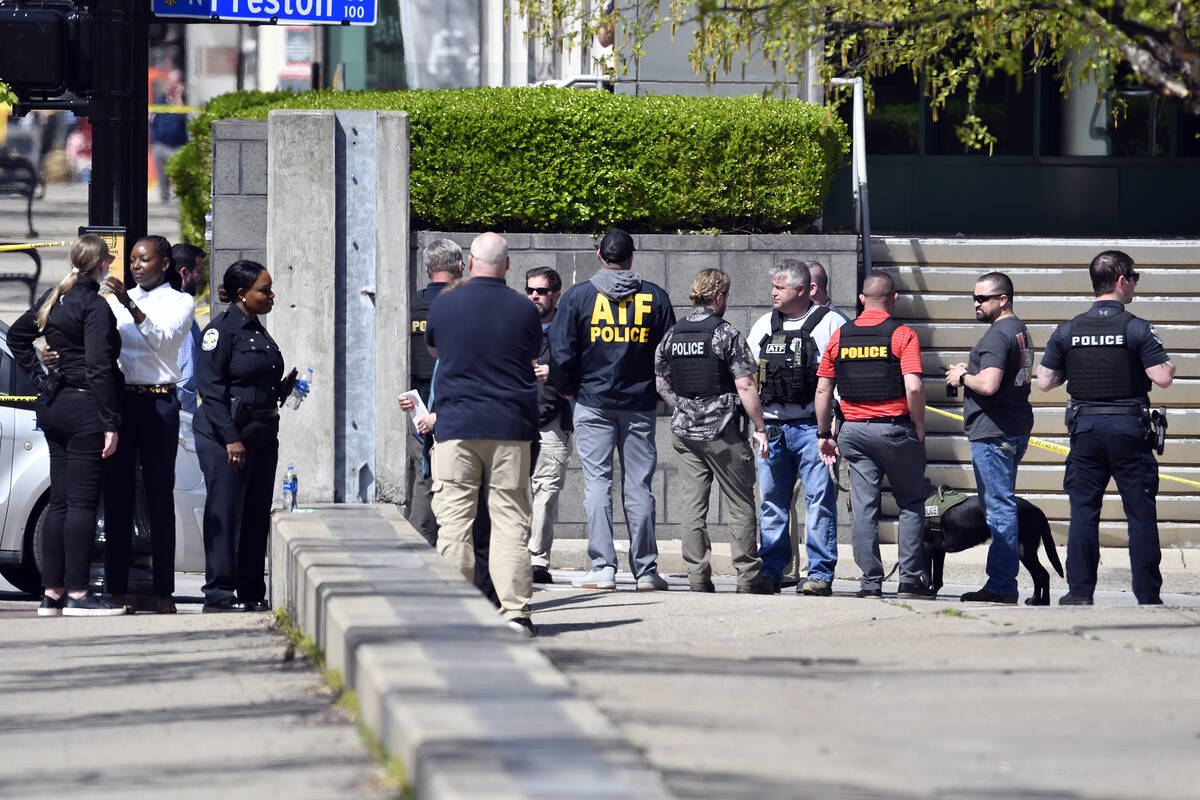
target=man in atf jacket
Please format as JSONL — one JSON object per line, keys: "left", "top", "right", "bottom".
{"left": 548, "top": 229, "right": 675, "bottom": 591}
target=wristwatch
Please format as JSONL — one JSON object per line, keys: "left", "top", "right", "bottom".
{"left": 958, "top": 371, "right": 966, "bottom": 386}
{"left": 817, "top": 431, "right": 833, "bottom": 440}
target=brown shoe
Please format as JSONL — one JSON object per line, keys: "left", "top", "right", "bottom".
{"left": 110, "top": 593, "right": 136, "bottom": 615}
{"left": 156, "top": 596, "right": 177, "bottom": 614}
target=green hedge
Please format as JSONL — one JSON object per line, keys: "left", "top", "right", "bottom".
{"left": 169, "top": 87, "right": 849, "bottom": 245}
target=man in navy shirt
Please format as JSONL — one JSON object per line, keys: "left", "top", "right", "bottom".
{"left": 425, "top": 232, "right": 542, "bottom": 636}
{"left": 1038, "top": 250, "right": 1175, "bottom": 605}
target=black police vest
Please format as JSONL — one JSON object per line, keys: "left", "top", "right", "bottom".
{"left": 668, "top": 314, "right": 735, "bottom": 399}
{"left": 409, "top": 289, "right": 437, "bottom": 383}
{"left": 755, "top": 307, "right": 830, "bottom": 406}
{"left": 834, "top": 318, "right": 905, "bottom": 402}
{"left": 1063, "top": 310, "right": 1150, "bottom": 401}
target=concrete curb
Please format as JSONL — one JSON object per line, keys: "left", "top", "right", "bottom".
{"left": 546, "top": 539, "right": 1200, "bottom": 594}
{"left": 269, "top": 505, "right": 672, "bottom": 800}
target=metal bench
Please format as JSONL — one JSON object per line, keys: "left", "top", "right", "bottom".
{"left": 0, "top": 244, "right": 43, "bottom": 307}
{"left": 0, "top": 154, "right": 39, "bottom": 238}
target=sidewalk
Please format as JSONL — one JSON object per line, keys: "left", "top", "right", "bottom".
{"left": 546, "top": 538, "right": 1200, "bottom": 595}
{"left": 0, "top": 600, "right": 388, "bottom": 799}
{"left": 273, "top": 504, "right": 1200, "bottom": 800}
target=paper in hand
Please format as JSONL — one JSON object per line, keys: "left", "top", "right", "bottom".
{"left": 399, "top": 389, "right": 428, "bottom": 429}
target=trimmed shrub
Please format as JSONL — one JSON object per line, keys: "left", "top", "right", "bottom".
{"left": 169, "top": 87, "right": 848, "bottom": 245}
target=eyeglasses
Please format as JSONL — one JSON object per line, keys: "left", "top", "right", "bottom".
{"left": 972, "top": 293, "right": 1003, "bottom": 304}
{"left": 525, "top": 286, "right": 551, "bottom": 296}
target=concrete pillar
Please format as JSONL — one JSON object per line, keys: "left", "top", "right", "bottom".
{"left": 267, "top": 109, "right": 411, "bottom": 504}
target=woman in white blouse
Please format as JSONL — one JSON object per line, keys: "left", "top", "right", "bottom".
{"left": 102, "top": 235, "right": 195, "bottom": 614}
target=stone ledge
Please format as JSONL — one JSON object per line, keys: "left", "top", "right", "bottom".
{"left": 270, "top": 504, "right": 672, "bottom": 800}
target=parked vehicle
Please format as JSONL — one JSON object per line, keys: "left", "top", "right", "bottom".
{"left": 0, "top": 322, "right": 206, "bottom": 595}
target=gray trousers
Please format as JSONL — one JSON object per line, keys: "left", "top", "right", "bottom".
{"left": 574, "top": 403, "right": 658, "bottom": 578}
{"left": 837, "top": 419, "right": 928, "bottom": 588}
{"left": 673, "top": 424, "right": 764, "bottom": 587}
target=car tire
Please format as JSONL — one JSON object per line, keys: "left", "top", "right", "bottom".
{"left": 0, "top": 497, "right": 47, "bottom": 596}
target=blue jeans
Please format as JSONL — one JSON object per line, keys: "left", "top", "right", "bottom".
{"left": 756, "top": 420, "right": 838, "bottom": 583}
{"left": 970, "top": 435, "right": 1029, "bottom": 596}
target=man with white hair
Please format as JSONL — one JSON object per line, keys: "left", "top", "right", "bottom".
{"left": 425, "top": 232, "right": 542, "bottom": 636}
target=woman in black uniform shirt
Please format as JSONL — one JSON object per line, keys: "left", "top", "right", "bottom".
{"left": 194, "top": 260, "right": 293, "bottom": 612}
{"left": 9, "top": 234, "right": 126, "bottom": 617}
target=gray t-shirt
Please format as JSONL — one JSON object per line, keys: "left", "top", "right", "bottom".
{"left": 963, "top": 315, "right": 1035, "bottom": 440}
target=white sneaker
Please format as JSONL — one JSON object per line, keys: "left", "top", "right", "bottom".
{"left": 506, "top": 617, "right": 537, "bottom": 638}
{"left": 636, "top": 571, "right": 669, "bottom": 591}
{"left": 572, "top": 567, "right": 616, "bottom": 590}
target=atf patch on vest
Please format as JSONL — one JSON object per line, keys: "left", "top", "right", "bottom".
{"left": 201, "top": 329, "right": 220, "bottom": 351}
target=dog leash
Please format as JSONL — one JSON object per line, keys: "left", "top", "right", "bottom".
{"left": 927, "top": 404, "right": 1200, "bottom": 489}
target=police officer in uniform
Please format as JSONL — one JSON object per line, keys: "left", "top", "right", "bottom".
{"left": 815, "top": 270, "right": 934, "bottom": 599}
{"left": 654, "top": 268, "right": 775, "bottom": 595}
{"left": 194, "top": 260, "right": 295, "bottom": 612}
{"left": 1038, "top": 250, "right": 1174, "bottom": 605}
{"left": 747, "top": 259, "right": 845, "bottom": 594}
{"left": 407, "top": 239, "right": 464, "bottom": 545}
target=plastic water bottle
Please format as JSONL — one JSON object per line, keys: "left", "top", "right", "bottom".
{"left": 289, "top": 369, "right": 314, "bottom": 410}
{"left": 282, "top": 466, "right": 298, "bottom": 512}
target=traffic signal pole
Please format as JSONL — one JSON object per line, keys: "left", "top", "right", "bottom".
{"left": 87, "top": 0, "right": 149, "bottom": 250}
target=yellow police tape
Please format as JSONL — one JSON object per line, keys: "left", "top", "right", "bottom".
{"left": 149, "top": 104, "right": 202, "bottom": 114}
{"left": 0, "top": 395, "right": 38, "bottom": 410}
{"left": 0, "top": 241, "right": 74, "bottom": 252}
{"left": 927, "top": 404, "right": 1200, "bottom": 489}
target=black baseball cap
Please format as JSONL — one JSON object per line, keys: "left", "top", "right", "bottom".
{"left": 598, "top": 229, "right": 635, "bottom": 263}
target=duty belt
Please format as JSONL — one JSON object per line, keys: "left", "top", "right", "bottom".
{"left": 1075, "top": 405, "right": 1143, "bottom": 416}
{"left": 248, "top": 407, "right": 279, "bottom": 421}
{"left": 126, "top": 383, "right": 176, "bottom": 394}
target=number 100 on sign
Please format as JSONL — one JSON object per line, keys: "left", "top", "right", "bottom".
{"left": 212, "top": 0, "right": 377, "bottom": 24}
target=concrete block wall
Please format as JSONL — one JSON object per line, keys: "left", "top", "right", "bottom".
{"left": 210, "top": 119, "right": 268, "bottom": 312}
{"left": 411, "top": 231, "right": 860, "bottom": 552}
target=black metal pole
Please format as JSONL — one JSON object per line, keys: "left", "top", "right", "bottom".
{"left": 87, "top": 0, "right": 148, "bottom": 257}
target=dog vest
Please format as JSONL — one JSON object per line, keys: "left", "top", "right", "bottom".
{"left": 1063, "top": 310, "right": 1150, "bottom": 402}
{"left": 924, "top": 485, "right": 970, "bottom": 550}
{"left": 834, "top": 317, "right": 905, "bottom": 402}
{"left": 668, "top": 314, "right": 735, "bottom": 399}
{"left": 755, "top": 307, "right": 829, "bottom": 406}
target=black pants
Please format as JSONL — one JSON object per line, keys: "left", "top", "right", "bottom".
{"left": 103, "top": 391, "right": 180, "bottom": 596}
{"left": 37, "top": 389, "right": 105, "bottom": 592}
{"left": 195, "top": 422, "right": 278, "bottom": 607}
{"left": 1065, "top": 415, "right": 1162, "bottom": 603}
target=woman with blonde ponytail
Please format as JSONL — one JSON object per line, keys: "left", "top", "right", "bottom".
{"left": 8, "top": 234, "right": 126, "bottom": 617}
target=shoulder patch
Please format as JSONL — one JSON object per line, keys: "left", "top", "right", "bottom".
{"left": 1148, "top": 324, "right": 1163, "bottom": 345}
{"left": 201, "top": 328, "right": 220, "bottom": 351}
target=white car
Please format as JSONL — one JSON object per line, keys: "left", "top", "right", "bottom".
{"left": 0, "top": 321, "right": 206, "bottom": 595}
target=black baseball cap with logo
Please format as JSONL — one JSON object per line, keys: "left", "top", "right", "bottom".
{"left": 598, "top": 229, "right": 635, "bottom": 263}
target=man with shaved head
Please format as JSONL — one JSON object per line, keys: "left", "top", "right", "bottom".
{"left": 424, "top": 232, "right": 543, "bottom": 636}
{"left": 813, "top": 270, "right": 935, "bottom": 600}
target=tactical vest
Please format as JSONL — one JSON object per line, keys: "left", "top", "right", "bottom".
{"left": 409, "top": 288, "right": 437, "bottom": 383}
{"left": 834, "top": 317, "right": 905, "bottom": 403}
{"left": 924, "top": 485, "right": 970, "bottom": 551}
{"left": 668, "top": 314, "right": 734, "bottom": 399}
{"left": 755, "top": 307, "right": 829, "bottom": 406}
{"left": 1063, "top": 311, "right": 1150, "bottom": 401}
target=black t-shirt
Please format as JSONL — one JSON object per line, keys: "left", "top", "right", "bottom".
{"left": 963, "top": 315, "right": 1034, "bottom": 440}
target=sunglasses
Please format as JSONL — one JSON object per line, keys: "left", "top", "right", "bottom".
{"left": 525, "top": 286, "right": 552, "bottom": 296}
{"left": 972, "top": 293, "right": 1003, "bottom": 304}
{"left": 1124, "top": 270, "right": 1140, "bottom": 284}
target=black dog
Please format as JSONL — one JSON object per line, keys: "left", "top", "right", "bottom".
{"left": 924, "top": 494, "right": 1064, "bottom": 605}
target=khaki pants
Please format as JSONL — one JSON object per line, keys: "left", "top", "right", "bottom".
{"left": 672, "top": 424, "right": 764, "bottom": 587}
{"left": 431, "top": 438, "right": 533, "bottom": 618}
{"left": 529, "top": 419, "right": 571, "bottom": 568}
